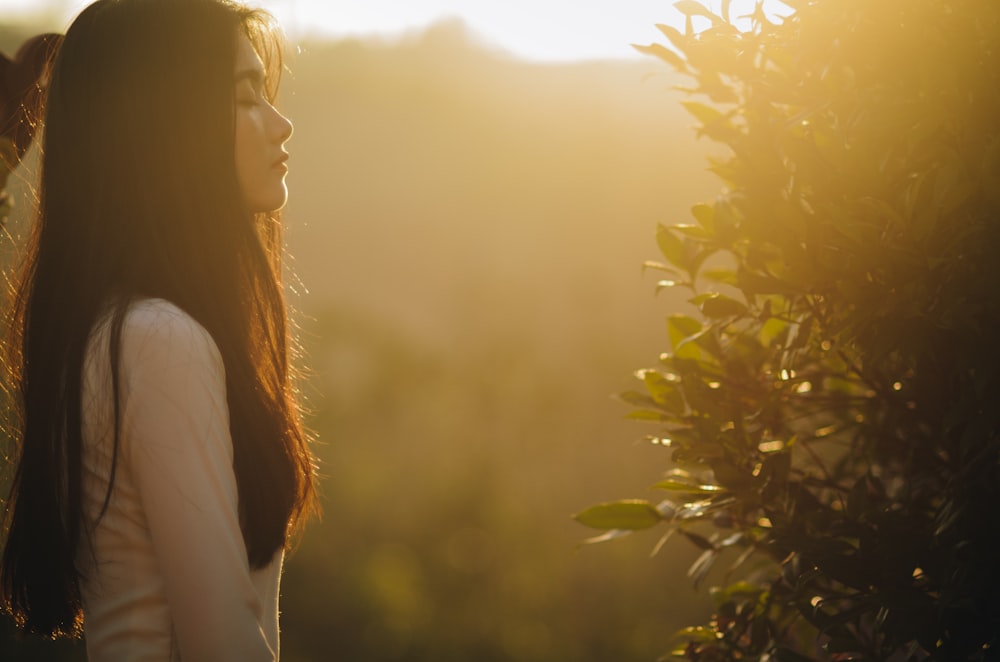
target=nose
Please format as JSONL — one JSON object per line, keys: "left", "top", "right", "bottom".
{"left": 269, "top": 104, "right": 293, "bottom": 144}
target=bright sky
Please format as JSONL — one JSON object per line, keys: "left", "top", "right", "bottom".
{"left": 3, "top": 0, "right": 790, "bottom": 62}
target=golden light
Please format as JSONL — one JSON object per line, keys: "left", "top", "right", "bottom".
{"left": 10, "top": 0, "right": 793, "bottom": 62}
{"left": 276, "top": 0, "right": 793, "bottom": 60}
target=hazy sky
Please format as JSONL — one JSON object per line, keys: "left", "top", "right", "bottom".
{"left": 3, "top": 0, "right": 789, "bottom": 61}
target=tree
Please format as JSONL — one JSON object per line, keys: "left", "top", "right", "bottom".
{"left": 575, "top": 0, "right": 1000, "bottom": 658}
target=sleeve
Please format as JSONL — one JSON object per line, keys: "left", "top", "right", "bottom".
{"left": 119, "top": 303, "right": 277, "bottom": 662}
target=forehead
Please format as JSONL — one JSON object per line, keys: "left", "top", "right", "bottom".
{"left": 234, "top": 33, "right": 264, "bottom": 74}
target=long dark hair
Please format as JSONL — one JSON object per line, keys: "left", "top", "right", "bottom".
{"left": 0, "top": 0, "right": 317, "bottom": 638}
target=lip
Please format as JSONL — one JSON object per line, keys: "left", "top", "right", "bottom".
{"left": 272, "top": 153, "right": 289, "bottom": 170}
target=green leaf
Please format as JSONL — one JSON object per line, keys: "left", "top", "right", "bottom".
{"left": 670, "top": 626, "right": 719, "bottom": 644}
{"left": 655, "top": 22, "right": 686, "bottom": 49}
{"left": 688, "top": 548, "right": 718, "bottom": 587}
{"left": 656, "top": 224, "right": 688, "bottom": 269}
{"left": 619, "top": 389, "right": 657, "bottom": 408}
{"left": 699, "top": 293, "right": 748, "bottom": 318}
{"left": 736, "top": 269, "right": 796, "bottom": 296}
{"left": 674, "top": 0, "right": 722, "bottom": 24}
{"left": 703, "top": 267, "right": 738, "bottom": 286}
{"left": 680, "top": 529, "right": 715, "bottom": 550}
{"left": 681, "top": 100, "right": 725, "bottom": 127}
{"left": 655, "top": 279, "right": 681, "bottom": 293}
{"left": 691, "top": 202, "right": 715, "bottom": 232}
{"left": 638, "top": 369, "right": 687, "bottom": 414}
{"left": 673, "top": 223, "right": 713, "bottom": 240}
{"left": 710, "top": 580, "right": 764, "bottom": 606}
{"left": 688, "top": 292, "right": 716, "bottom": 306}
{"left": 631, "top": 42, "right": 686, "bottom": 71}
{"left": 668, "top": 314, "right": 703, "bottom": 352}
{"left": 572, "top": 500, "right": 662, "bottom": 530}
{"left": 677, "top": 325, "right": 725, "bottom": 362}
{"left": 578, "top": 528, "right": 634, "bottom": 546}
{"left": 650, "top": 527, "right": 678, "bottom": 557}
{"left": 759, "top": 316, "right": 790, "bottom": 347}
{"left": 653, "top": 479, "right": 726, "bottom": 494}
{"left": 641, "top": 260, "right": 678, "bottom": 275}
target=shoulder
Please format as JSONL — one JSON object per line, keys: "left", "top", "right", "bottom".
{"left": 122, "top": 298, "right": 213, "bottom": 344}
{"left": 123, "top": 297, "right": 194, "bottom": 325}
{"left": 118, "top": 298, "right": 222, "bottom": 369}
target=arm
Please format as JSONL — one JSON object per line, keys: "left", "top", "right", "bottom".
{"left": 119, "top": 301, "right": 276, "bottom": 662}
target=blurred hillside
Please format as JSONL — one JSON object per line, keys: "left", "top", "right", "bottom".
{"left": 284, "top": 20, "right": 716, "bottom": 355}
{"left": 0, "top": 20, "right": 721, "bottom": 662}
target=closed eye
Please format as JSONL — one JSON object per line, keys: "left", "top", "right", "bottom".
{"left": 236, "top": 79, "right": 263, "bottom": 107}
{"left": 234, "top": 68, "right": 266, "bottom": 105}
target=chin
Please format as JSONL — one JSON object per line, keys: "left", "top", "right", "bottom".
{"left": 247, "top": 186, "right": 288, "bottom": 214}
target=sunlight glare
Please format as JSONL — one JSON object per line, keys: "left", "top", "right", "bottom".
{"left": 255, "top": 0, "right": 794, "bottom": 61}
{"left": 5, "top": 0, "right": 794, "bottom": 61}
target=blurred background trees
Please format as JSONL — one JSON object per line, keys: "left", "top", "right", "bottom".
{"left": 575, "top": 0, "right": 1000, "bottom": 658}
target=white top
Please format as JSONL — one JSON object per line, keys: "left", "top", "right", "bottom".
{"left": 79, "top": 298, "right": 282, "bottom": 662}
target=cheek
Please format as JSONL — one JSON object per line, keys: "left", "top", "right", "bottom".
{"left": 234, "top": 113, "right": 250, "bottom": 160}
{"left": 234, "top": 112, "right": 262, "bottom": 179}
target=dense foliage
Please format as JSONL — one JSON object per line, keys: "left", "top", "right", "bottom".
{"left": 576, "top": 0, "right": 1000, "bottom": 658}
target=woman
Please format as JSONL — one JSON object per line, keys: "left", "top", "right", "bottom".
{"left": 0, "top": 0, "right": 317, "bottom": 659}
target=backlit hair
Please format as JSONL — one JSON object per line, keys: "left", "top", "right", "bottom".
{"left": 0, "top": 0, "right": 317, "bottom": 638}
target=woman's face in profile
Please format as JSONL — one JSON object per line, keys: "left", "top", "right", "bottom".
{"left": 233, "top": 33, "right": 292, "bottom": 213}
